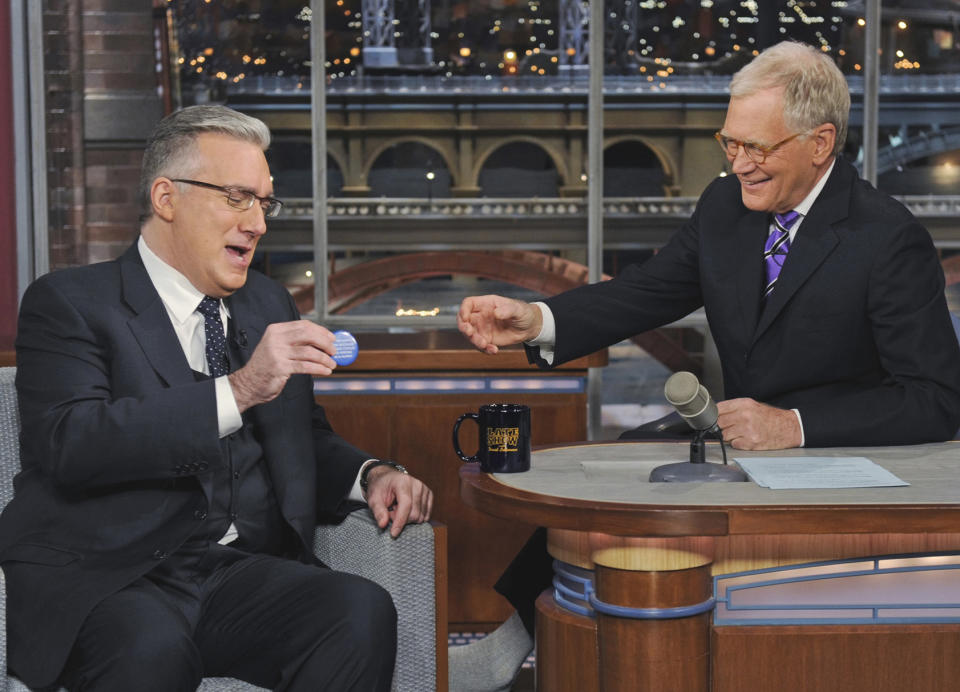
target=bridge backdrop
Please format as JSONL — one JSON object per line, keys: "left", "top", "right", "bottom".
{"left": 239, "top": 73, "right": 960, "bottom": 206}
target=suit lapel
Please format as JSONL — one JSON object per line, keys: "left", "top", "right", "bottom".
{"left": 224, "top": 290, "right": 282, "bottom": 428}
{"left": 753, "top": 161, "right": 850, "bottom": 342}
{"left": 120, "top": 245, "right": 196, "bottom": 388}
{"left": 734, "top": 210, "right": 770, "bottom": 340}
{"left": 223, "top": 290, "right": 264, "bottom": 372}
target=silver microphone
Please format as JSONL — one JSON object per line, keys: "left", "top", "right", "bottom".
{"left": 664, "top": 371, "right": 719, "bottom": 432}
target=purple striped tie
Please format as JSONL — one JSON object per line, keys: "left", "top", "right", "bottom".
{"left": 763, "top": 210, "right": 800, "bottom": 298}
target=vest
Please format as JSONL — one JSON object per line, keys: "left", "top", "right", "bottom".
{"left": 160, "top": 347, "right": 298, "bottom": 572}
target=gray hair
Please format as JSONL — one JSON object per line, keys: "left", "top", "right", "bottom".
{"left": 730, "top": 41, "right": 849, "bottom": 157}
{"left": 138, "top": 105, "right": 271, "bottom": 220}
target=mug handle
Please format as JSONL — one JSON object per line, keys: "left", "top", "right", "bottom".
{"left": 453, "top": 413, "right": 480, "bottom": 462}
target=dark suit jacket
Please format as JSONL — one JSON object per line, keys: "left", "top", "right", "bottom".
{"left": 534, "top": 158, "right": 960, "bottom": 446}
{"left": 0, "top": 243, "right": 372, "bottom": 687}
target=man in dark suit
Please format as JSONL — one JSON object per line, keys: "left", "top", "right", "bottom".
{"left": 1, "top": 105, "right": 433, "bottom": 691}
{"left": 452, "top": 41, "right": 960, "bottom": 692}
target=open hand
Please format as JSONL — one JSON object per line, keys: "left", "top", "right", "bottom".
{"left": 457, "top": 295, "right": 542, "bottom": 354}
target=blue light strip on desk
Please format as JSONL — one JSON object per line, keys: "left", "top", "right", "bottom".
{"left": 489, "top": 377, "right": 583, "bottom": 392}
{"left": 314, "top": 376, "right": 585, "bottom": 395}
{"left": 314, "top": 378, "right": 393, "bottom": 393}
{"left": 588, "top": 593, "right": 717, "bottom": 620}
{"left": 552, "top": 560, "right": 716, "bottom": 620}
{"left": 714, "top": 552, "right": 960, "bottom": 626}
{"left": 552, "top": 560, "right": 595, "bottom": 618}
{"left": 394, "top": 377, "right": 486, "bottom": 392}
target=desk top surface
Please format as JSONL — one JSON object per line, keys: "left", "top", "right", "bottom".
{"left": 495, "top": 441, "right": 960, "bottom": 507}
{"left": 459, "top": 441, "right": 960, "bottom": 536}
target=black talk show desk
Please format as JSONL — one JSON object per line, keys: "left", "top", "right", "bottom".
{"left": 461, "top": 440, "right": 960, "bottom": 692}
{"left": 317, "top": 331, "right": 607, "bottom": 630}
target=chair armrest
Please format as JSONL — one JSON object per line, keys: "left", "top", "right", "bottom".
{"left": 313, "top": 510, "right": 446, "bottom": 692}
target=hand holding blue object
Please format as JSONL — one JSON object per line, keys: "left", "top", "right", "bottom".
{"left": 332, "top": 330, "right": 358, "bottom": 366}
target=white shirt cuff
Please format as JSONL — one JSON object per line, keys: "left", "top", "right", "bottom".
{"left": 348, "top": 459, "right": 379, "bottom": 502}
{"left": 526, "top": 302, "right": 557, "bottom": 365}
{"left": 215, "top": 375, "right": 243, "bottom": 438}
{"left": 791, "top": 408, "right": 806, "bottom": 447}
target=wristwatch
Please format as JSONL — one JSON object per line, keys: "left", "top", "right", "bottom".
{"left": 360, "top": 459, "right": 408, "bottom": 492}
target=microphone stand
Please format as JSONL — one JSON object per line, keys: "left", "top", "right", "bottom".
{"left": 648, "top": 430, "right": 747, "bottom": 482}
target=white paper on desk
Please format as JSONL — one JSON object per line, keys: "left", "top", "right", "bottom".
{"left": 733, "top": 456, "right": 909, "bottom": 489}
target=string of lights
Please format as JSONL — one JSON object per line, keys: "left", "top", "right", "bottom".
{"left": 162, "top": 0, "right": 960, "bottom": 100}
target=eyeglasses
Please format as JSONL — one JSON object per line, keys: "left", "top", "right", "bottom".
{"left": 714, "top": 131, "right": 805, "bottom": 165}
{"left": 172, "top": 178, "right": 283, "bottom": 218}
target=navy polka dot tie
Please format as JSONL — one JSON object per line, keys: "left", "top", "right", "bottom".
{"left": 197, "top": 296, "right": 229, "bottom": 377}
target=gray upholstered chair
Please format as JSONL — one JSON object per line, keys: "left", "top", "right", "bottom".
{"left": 0, "top": 367, "right": 447, "bottom": 692}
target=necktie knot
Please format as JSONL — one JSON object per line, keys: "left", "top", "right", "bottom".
{"left": 197, "top": 295, "right": 220, "bottom": 318}
{"left": 774, "top": 209, "right": 801, "bottom": 232}
{"left": 763, "top": 210, "right": 800, "bottom": 299}
{"left": 197, "top": 296, "right": 228, "bottom": 377}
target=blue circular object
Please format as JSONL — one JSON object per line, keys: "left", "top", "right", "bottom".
{"left": 332, "top": 330, "right": 359, "bottom": 366}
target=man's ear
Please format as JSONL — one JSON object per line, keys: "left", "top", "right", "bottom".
{"left": 811, "top": 123, "right": 837, "bottom": 165}
{"left": 150, "top": 178, "right": 177, "bottom": 222}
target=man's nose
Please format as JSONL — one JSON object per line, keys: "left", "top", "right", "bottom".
{"left": 241, "top": 203, "right": 268, "bottom": 236}
{"left": 730, "top": 147, "right": 757, "bottom": 174}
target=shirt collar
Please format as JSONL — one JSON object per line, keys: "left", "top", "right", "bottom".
{"left": 792, "top": 158, "right": 836, "bottom": 218}
{"left": 138, "top": 235, "right": 221, "bottom": 325}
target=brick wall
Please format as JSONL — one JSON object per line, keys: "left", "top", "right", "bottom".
{"left": 44, "top": 0, "right": 87, "bottom": 269}
{"left": 82, "top": 0, "right": 159, "bottom": 263}
{"left": 84, "top": 148, "right": 145, "bottom": 262}
{"left": 39, "top": 0, "right": 160, "bottom": 268}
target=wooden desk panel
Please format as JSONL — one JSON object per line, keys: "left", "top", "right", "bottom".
{"left": 712, "top": 625, "right": 960, "bottom": 692}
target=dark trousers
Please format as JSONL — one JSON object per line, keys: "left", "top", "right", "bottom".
{"left": 58, "top": 545, "right": 396, "bottom": 692}
{"left": 493, "top": 527, "right": 552, "bottom": 637}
